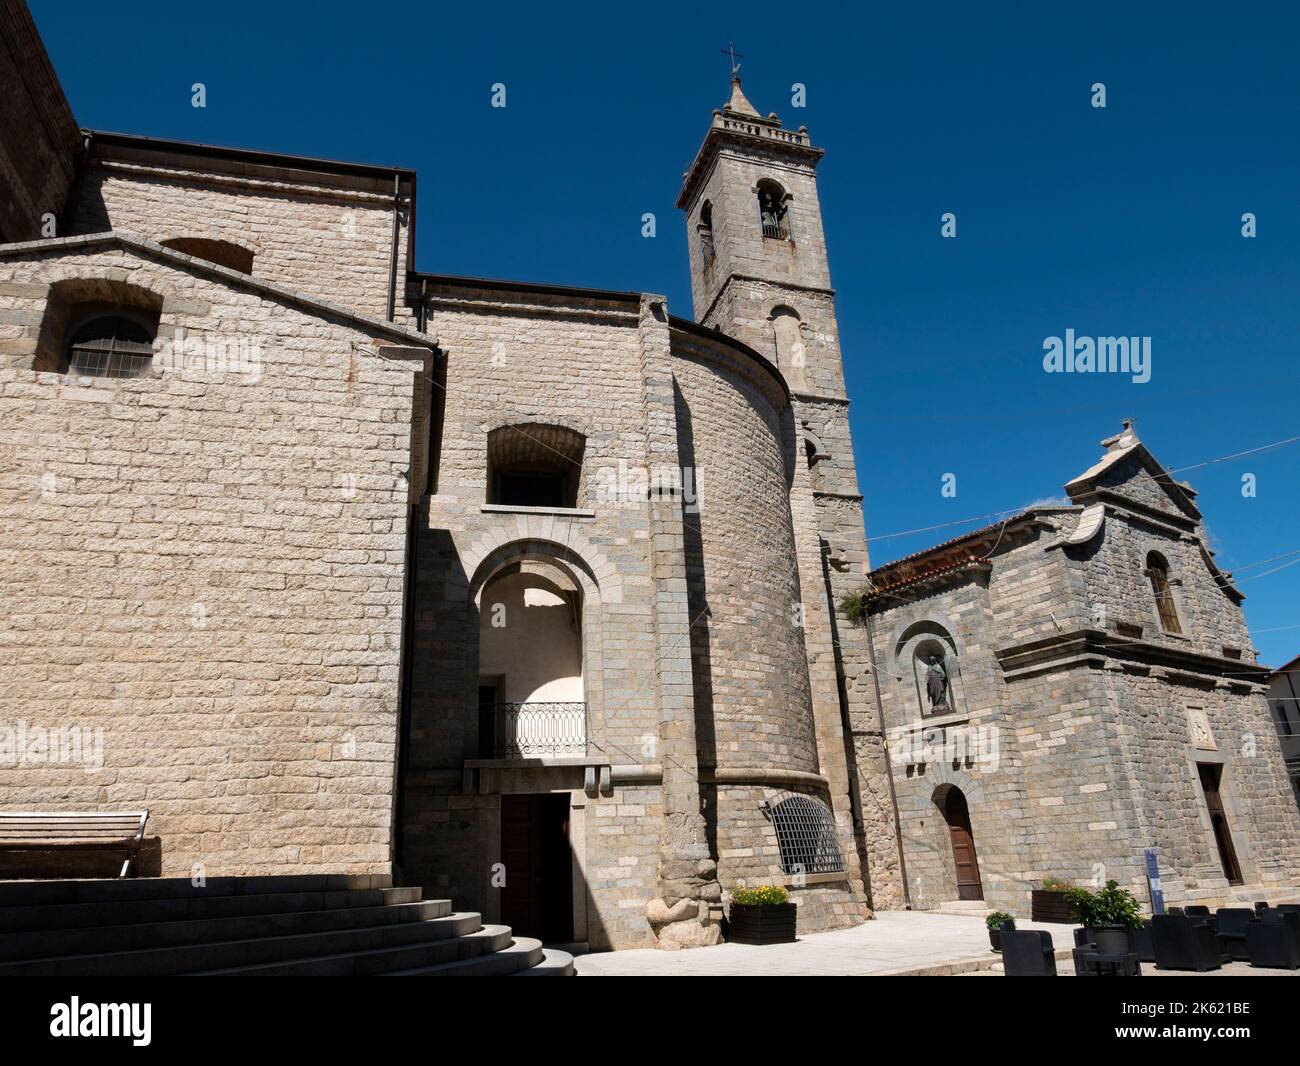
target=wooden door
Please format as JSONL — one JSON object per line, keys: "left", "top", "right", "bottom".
{"left": 944, "top": 788, "right": 984, "bottom": 901}
{"left": 1198, "top": 764, "right": 1243, "bottom": 885}
{"left": 498, "top": 795, "right": 536, "bottom": 934}
{"left": 498, "top": 794, "right": 575, "bottom": 943}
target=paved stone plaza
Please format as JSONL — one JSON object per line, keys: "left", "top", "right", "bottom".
{"left": 574, "top": 911, "right": 1300, "bottom": 977}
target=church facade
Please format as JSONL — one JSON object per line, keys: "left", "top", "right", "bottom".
{"left": 863, "top": 422, "right": 1300, "bottom": 914}
{"left": 0, "top": 0, "right": 1295, "bottom": 952}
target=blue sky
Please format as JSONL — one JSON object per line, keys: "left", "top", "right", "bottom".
{"left": 31, "top": 0, "right": 1300, "bottom": 664}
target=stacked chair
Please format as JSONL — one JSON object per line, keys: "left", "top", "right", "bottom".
{"left": 999, "top": 925, "right": 1057, "bottom": 976}
{"left": 1072, "top": 926, "right": 1142, "bottom": 976}
{"left": 1150, "top": 913, "right": 1223, "bottom": 971}
{"left": 1244, "top": 909, "right": 1300, "bottom": 970}
{"left": 1213, "top": 908, "right": 1253, "bottom": 961}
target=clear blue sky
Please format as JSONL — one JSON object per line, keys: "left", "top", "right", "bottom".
{"left": 31, "top": 0, "right": 1300, "bottom": 665}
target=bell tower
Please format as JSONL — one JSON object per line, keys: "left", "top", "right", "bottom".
{"left": 676, "top": 73, "right": 842, "bottom": 396}
{"left": 677, "top": 74, "right": 908, "bottom": 910}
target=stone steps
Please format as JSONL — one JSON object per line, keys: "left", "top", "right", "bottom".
{"left": 0, "top": 874, "right": 573, "bottom": 976}
{"left": 935, "top": 900, "right": 991, "bottom": 917}
{"left": 0, "top": 898, "right": 453, "bottom": 963}
{"left": 0, "top": 873, "right": 393, "bottom": 906}
{"left": 381, "top": 934, "right": 548, "bottom": 976}
{"left": 0, "top": 885, "right": 421, "bottom": 935}
{"left": 513, "top": 947, "right": 577, "bottom": 976}
{"left": 198, "top": 924, "right": 518, "bottom": 976}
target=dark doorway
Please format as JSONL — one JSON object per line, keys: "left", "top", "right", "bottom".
{"left": 942, "top": 787, "right": 984, "bottom": 901}
{"left": 1197, "top": 763, "right": 1243, "bottom": 885}
{"left": 499, "top": 793, "right": 574, "bottom": 943}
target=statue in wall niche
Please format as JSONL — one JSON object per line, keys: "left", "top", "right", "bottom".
{"left": 924, "top": 653, "right": 951, "bottom": 714}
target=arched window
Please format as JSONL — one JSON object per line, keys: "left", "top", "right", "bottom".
{"left": 1147, "top": 551, "right": 1183, "bottom": 634}
{"left": 478, "top": 561, "right": 585, "bottom": 757}
{"left": 762, "top": 792, "right": 845, "bottom": 875}
{"left": 487, "top": 424, "right": 585, "bottom": 508}
{"left": 32, "top": 279, "right": 164, "bottom": 375}
{"left": 756, "top": 179, "right": 790, "bottom": 240}
{"left": 161, "top": 238, "right": 255, "bottom": 274}
{"left": 64, "top": 311, "right": 157, "bottom": 378}
{"left": 770, "top": 305, "right": 804, "bottom": 371}
{"left": 697, "top": 200, "right": 715, "bottom": 261}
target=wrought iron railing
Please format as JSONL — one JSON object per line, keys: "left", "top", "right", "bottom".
{"left": 761, "top": 221, "right": 787, "bottom": 240}
{"left": 493, "top": 701, "right": 588, "bottom": 758}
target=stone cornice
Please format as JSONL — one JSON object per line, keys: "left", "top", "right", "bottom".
{"left": 996, "top": 627, "right": 1268, "bottom": 686}
{"left": 677, "top": 115, "right": 824, "bottom": 211}
{"left": 698, "top": 272, "right": 836, "bottom": 335}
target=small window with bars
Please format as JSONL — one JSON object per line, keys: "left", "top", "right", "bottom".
{"left": 762, "top": 792, "right": 845, "bottom": 876}
{"left": 65, "top": 315, "right": 156, "bottom": 379}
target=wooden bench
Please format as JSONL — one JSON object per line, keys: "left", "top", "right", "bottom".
{"left": 0, "top": 811, "right": 149, "bottom": 878}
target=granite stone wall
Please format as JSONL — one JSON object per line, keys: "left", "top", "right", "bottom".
{"left": 0, "top": 240, "right": 428, "bottom": 876}
{"left": 69, "top": 144, "right": 411, "bottom": 321}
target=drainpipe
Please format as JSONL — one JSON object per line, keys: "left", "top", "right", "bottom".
{"left": 386, "top": 173, "right": 401, "bottom": 322}
{"left": 864, "top": 605, "right": 912, "bottom": 909}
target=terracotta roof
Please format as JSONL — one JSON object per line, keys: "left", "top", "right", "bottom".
{"left": 1270, "top": 653, "right": 1300, "bottom": 677}
{"left": 866, "top": 507, "right": 1075, "bottom": 599}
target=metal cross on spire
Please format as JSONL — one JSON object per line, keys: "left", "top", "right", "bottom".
{"left": 721, "top": 42, "right": 744, "bottom": 77}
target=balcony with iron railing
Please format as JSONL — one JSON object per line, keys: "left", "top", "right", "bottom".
{"left": 482, "top": 701, "right": 589, "bottom": 759}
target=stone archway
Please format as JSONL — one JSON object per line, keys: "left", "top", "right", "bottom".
{"left": 465, "top": 539, "right": 608, "bottom": 756}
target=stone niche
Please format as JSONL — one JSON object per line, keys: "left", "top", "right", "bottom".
{"left": 895, "top": 621, "right": 966, "bottom": 722}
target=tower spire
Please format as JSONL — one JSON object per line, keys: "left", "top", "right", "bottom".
{"left": 719, "top": 42, "right": 760, "bottom": 117}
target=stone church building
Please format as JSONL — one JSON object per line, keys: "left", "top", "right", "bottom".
{"left": 865, "top": 421, "right": 1300, "bottom": 915}
{"left": 1, "top": 1, "right": 1296, "bottom": 952}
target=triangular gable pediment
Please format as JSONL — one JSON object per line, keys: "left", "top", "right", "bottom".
{"left": 0, "top": 231, "right": 435, "bottom": 351}
{"left": 1065, "top": 438, "right": 1200, "bottom": 522}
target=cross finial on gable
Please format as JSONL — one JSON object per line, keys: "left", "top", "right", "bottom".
{"left": 722, "top": 42, "right": 744, "bottom": 78}
{"left": 1102, "top": 418, "right": 1140, "bottom": 452}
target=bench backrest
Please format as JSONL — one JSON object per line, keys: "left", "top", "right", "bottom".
{"left": 0, "top": 812, "right": 148, "bottom": 845}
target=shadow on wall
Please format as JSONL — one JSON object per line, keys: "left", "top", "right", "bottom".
{"left": 0, "top": 838, "right": 162, "bottom": 880}
{"left": 675, "top": 380, "right": 719, "bottom": 863}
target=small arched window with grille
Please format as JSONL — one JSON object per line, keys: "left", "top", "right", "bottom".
{"left": 762, "top": 792, "right": 845, "bottom": 875}
{"left": 65, "top": 313, "right": 157, "bottom": 378}
{"left": 1146, "top": 551, "right": 1183, "bottom": 634}
{"left": 756, "top": 179, "right": 790, "bottom": 240}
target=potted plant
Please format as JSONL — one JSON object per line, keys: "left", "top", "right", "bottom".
{"left": 1066, "top": 880, "right": 1144, "bottom": 954}
{"left": 727, "top": 885, "right": 797, "bottom": 945}
{"left": 1031, "top": 877, "right": 1077, "bottom": 923}
{"left": 985, "top": 911, "right": 1015, "bottom": 952}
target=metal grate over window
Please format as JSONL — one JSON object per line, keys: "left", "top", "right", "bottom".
{"left": 65, "top": 316, "right": 155, "bottom": 378}
{"left": 762, "top": 792, "right": 845, "bottom": 876}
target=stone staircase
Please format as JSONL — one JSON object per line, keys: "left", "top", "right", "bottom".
{"left": 0, "top": 874, "right": 574, "bottom": 976}
{"left": 935, "top": 900, "right": 992, "bottom": 917}
{"left": 1225, "top": 882, "right": 1300, "bottom": 908}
